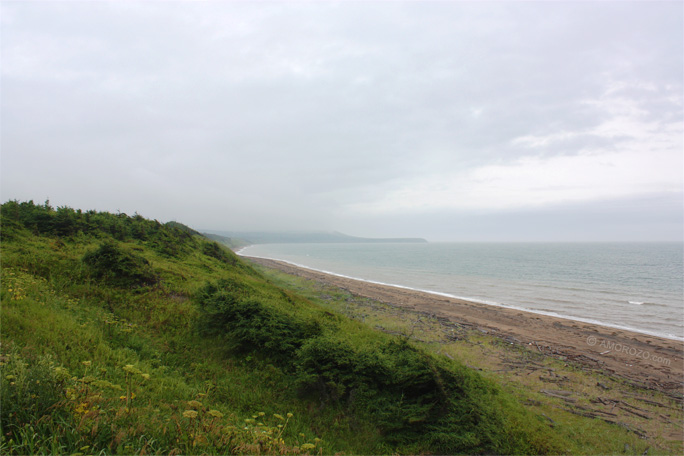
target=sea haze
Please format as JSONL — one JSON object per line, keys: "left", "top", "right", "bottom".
{"left": 239, "top": 242, "right": 684, "bottom": 341}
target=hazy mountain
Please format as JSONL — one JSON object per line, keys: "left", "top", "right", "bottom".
{"left": 202, "top": 230, "right": 427, "bottom": 245}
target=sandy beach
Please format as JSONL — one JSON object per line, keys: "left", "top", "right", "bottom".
{"left": 246, "top": 256, "right": 684, "bottom": 397}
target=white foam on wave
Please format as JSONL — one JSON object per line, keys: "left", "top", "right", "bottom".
{"left": 238, "top": 250, "right": 684, "bottom": 342}
{"left": 233, "top": 246, "right": 251, "bottom": 256}
{"left": 628, "top": 300, "right": 669, "bottom": 308}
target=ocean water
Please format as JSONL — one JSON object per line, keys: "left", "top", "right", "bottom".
{"left": 239, "top": 242, "right": 684, "bottom": 341}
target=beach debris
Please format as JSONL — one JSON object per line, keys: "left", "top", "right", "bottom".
{"left": 617, "top": 402, "right": 651, "bottom": 420}
{"left": 540, "top": 390, "right": 576, "bottom": 402}
{"left": 540, "top": 372, "right": 568, "bottom": 384}
{"left": 628, "top": 396, "right": 677, "bottom": 410}
{"left": 619, "top": 407, "right": 651, "bottom": 420}
{"left": 540, "top": 413, "right": 555, "bottom": 426}
{"left": 561, "top": 407, "right": 648, "bottom": 438}
{"left": 573, "top": 403, "right": 618, "bottom": 417}
{"left": 590, "top": 397, "right": 653, "bottom": 420}
{"left": 503, "top": 336, "right": 521, "bottom": 344}
{"left": 591, "top": 397, "right": 609, "bottom": 406}
{"left": 541, "top": 389, "right": 573, "bottom": 397}
{"left": 657, "top": 414, "right": 681, "bottom": 426}
{"left": 616, "top": 422, "right": 648, "bottom": 439}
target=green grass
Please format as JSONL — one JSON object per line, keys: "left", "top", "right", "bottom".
{"left": 2, "top": 200, "right": 678, "bottom": 455}
{"left": 0, "top": 202, "right": 367, "bottom": 454}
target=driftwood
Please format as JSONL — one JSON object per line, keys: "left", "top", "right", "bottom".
{"left": 590, "top": 397, "right": 656, "bottom": 420}
{"left": 618, "top": 406, "right": 651, "bottom": 420}
{"left": 560, "top": 407, "right": 649, "bottom": 438}
{"left": 623, "top": 391, "right": 683, "bottom": 409}
{"left": 540, "top": 390, "right": 576, "bottom": 402}
{"left": 573, "top": 403, "right": 619, "bottom": 417}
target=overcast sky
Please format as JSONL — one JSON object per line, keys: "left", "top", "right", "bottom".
{"left": 1, "top": 1, "right": 682, "bottom": 241}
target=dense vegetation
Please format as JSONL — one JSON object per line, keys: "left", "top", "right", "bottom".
{"left": 1, "top": 200, "right": 562, "bottom": 454}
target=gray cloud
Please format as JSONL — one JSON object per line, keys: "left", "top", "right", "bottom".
{"left": 1, "top": 1, "right": 682, "bottom": 241}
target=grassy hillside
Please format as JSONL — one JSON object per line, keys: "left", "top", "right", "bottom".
{"left": 0, "top": 200, "right": 564, "bottom": 454}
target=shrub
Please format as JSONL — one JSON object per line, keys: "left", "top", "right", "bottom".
{"left": 195, "top": 280, "right": 322, "bottom": 362}
{"left": 295, "top": 335, "right": 377, "bottom": 403}
{"left": 202, "top": 241, "right": 237, "bottom": 265}
{"left": 195, "top": 278, "right": 552, "bottom": 454}
{"left": 295, "top": 336, "right": 529, "bottom": 453}
{"left": 82, "top": 241, "right": 157, "bottom": 287}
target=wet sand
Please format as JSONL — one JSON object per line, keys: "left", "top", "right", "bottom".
{"left": 246, "top": 256, "right": 684, "bottom": 397}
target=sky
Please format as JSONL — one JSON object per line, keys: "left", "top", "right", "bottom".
{"left": 1, "top": 1, "right": 682, "bottom": 242}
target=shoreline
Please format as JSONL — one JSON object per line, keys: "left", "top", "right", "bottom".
{"left": 240, "top": 252, "right": 683, "bottom": 342}
{"left": 244, "top": 255, "right": 684, "bottom": 398}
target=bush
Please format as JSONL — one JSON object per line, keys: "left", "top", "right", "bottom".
{"left": 196, "top": 272, "right": 560, "bottom": 454}
{"left": 196, "top": 280, "right": 322, "bottom": 362}
{"left": 295, "top": 335, "right": 378, "bottom": 404}
{"left": 202, "top": 241, "right": 237, "bottom": 265}
{"left": 294, "top": 337, "right": 448, "bottom": 439}
{"left": 194, "top": 281, "right": 555, "bottom": 454}
{"left": 295, "top": 335, "right": 539, "bottom": 453}
{"left": 82, "top": 241, "right": 157, "bottom": 287}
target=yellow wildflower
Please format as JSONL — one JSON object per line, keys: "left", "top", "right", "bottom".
{"left": 182, "top": 410, "right": 198, "bottom": 419}
{"left": 187, "top": 400, "right": 202, "bottom": 409}
{"left": 75, "top": 402, "right": 89, "bottom": 414}
{"left": 301, "top": 443, "right": 316, "bottom": 451}
{"left": 208, "top": 410, "right": 224, "bottom": 419}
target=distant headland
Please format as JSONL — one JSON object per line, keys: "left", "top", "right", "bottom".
{"left": 203, "top": 230, "right": 427, "bottom": 245}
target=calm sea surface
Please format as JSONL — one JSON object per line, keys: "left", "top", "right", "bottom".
{"left": 239, "top": 243, "right": 684, "bottom": 341}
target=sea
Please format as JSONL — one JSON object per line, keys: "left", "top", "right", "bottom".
{"left": 238, "top": 242, "right": 684, "bottom": 341}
